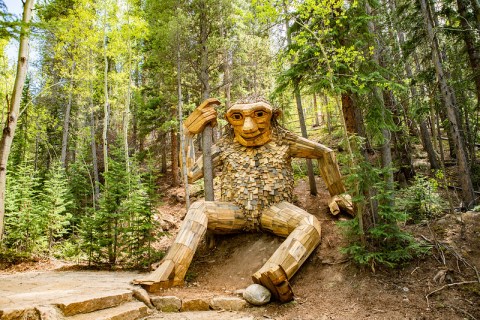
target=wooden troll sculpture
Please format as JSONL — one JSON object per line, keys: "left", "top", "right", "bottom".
{"left": 134, "top": 97, "right": 351, "bottom": 302}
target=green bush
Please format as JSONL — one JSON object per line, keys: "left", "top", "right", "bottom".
{"left": 395, "top": 174, "right": 446, "bottom": 222}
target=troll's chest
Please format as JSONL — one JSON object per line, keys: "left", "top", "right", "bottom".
{"left": 217, "top": 139, "right": 294, "bottom": 214}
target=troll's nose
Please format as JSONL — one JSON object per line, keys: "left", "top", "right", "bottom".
{"left": 242, "top": 116, "right": 258, "bottom": 133}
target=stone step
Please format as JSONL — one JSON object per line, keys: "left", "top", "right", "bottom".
{"left": 67, "top": 301, "right": 149, "bottom": 320}
{"left": 55, "top": 289, "right": 133, "bottom": 316}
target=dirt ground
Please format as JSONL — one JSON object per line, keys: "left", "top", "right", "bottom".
{"left": 2, "top": 176, "right": 480, "bottom": 319}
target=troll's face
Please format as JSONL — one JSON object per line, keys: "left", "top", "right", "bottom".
{"left": 226, "top": 102, "right": 274, "bottom": 147}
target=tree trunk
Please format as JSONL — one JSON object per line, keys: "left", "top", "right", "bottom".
{"left": 419, "top": 0, "right": 475, "bottom": 207}
{"left": 366, "top": 2, "right": 394, "bottom": 201}
{"left": 0, "top": 0, "right": 35, "bottom": 241}
{"left": 171, "top": 129, "right": 179, "bottom": 187}
{"left": 395, "top": 28, "right": 440, "bottom": 169}
{"left": 102, "top": 7, "right": 109, "bottom": 186}
{"left": 124, "top": 3, "right": 132, "bottom": 177}
{"left": 469, "top": 0, "right": 480, "bottom": 33}
{"left": 294, "top": 83, "right": 317, "bottom": 195}
{"left": 341, "top": 93, "right": 356, "bottom": 134}
{"left": 89, "top": 52, "right": 100, "bottom": 202}
{"left": 324, "top": 94, "right": 332, "bottom": 135}
{"left": 313, "top": 93, "right": 319, "bottom": 127}
{"left": 177, "top": 25, "right": 190, "bottom": 209}
{"left": 384, "top": 91, "right": 415, "bottom": 183}
{"left": 457, "top": 0, "right": 480, "bottom": 108}
{"left": 199, "top": 3, "right": 214, "bottom": 202}
{"left": 284, "top": 2, "right": 317, "bottom": 195}
{"left": 61, "top": 61, "right": 76, "bottom": 168}
{"left": 161, "top": 133, "right": 167, "bottom": 174}
{"left": 90, "top": 109, "right": 100, "bottom": 202}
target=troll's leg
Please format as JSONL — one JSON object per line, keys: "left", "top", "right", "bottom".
{"left": 253, "top": 202, "right": 321, "bottom": 302}
{"left": 133, "top": 200, "right": 245, "bottom": 292}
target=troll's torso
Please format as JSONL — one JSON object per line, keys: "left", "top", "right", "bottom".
{"left": 215, "top": 129, "right": 295, "bottom": 227}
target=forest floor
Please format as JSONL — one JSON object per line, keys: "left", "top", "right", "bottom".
{"left": 142, "top": 172, "right": 480, "bottom": 319}
{"left": 2, "top": 174, "right": 480, "bottom": 319}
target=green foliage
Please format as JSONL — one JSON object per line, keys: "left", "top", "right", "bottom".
{"left": 4, "top": 162, "right": 73, "bottom": 255}
{"left": 395, "top": 174, "right": 446, "bottom": 222}
{"left": 4, "top": 163, "right": 43, "bottom": 253}
{"left": 80, "top": 142, "right": 159, "bottom": 268}
{"left": 340, "top": 145, "right": 430, "bottom": 270}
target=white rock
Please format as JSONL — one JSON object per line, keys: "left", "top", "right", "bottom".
{"left": 243, "top": 284, "right": 271, "bottom": 306}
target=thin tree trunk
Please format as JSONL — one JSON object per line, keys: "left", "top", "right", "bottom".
{"left": 124, "top": 3, "right": 132, "bottom": 177}
{"left": 457, "top": 0, "right": 480, "bottom": 108}
{"left": 469, "top": 0, "right": 480, "bottom": 33}
{"left": 313, "top": 93, "right": 319, "bottom": 126}
{"left": 161, "top": 133, "right": 167, "bottom": 174}
{"left": 341, "top": 93, "right": 356, "bottom": 134}
{"left": 0, "top": 0, "right": 35, "bottom": 241}
{"left": 199, "top": 3, "right": 214, "bottom": 202}
{"left": 419, "top": 0, "right": 475, "bottom": 207}
{"left": 102, "top": 7, "right": 109, "bottom": 186}
{"left": 366, "top": 2, "right": 394, "bottom": 201}
{"left": 177, "top": 22, "right": 190, "bottom": 209}
{"left": 61, "top": 61, "right": 76, "bottom": 168}
{"left": 324, "top": 94, "right": 332, "bottom": 135}
{"left": 90, "top": 109, "right": 100, "bottom": 201}
{"left": 395, "top": 28, "right": 439, "bottom": 169}
{"left": 284, "top": 1, "right": 317, "bottom": 195}
{"left": 171, "top": 129, "right": 179, "bottom": 187}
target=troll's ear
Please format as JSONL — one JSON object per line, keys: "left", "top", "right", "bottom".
{"left": 272, "top": 108, "right": 282, "bottom": 121}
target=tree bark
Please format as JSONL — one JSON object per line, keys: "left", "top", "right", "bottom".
{"left": 61, "top": 61, "right": 76, "bottom": 168}
{"left": 199, "top": 2, "right": 214, "bottom": 202}
{"left": 457, "top": 0, "right": 480, "bottom": 108}
{"left": 324, "top": 94, "right": 332, "bottom": 135}
{"left": 171, "top": 129, "right": 179, "bottom": 187}
{"left": 161, "top": 133, "right": 167, "bottom": 174}
{"left": 341, "top": 93, "right": 356, "bottom": 134}
{"left": 313, "top": 93, "right": 319, "bottom": 127}
{"left": 294, "top": 83, "right": 317, "bottom": 195}
{"left": 89, "top": 52, "right": 100, "bottom": 202}
{"left": 0, "top": 0, "right": 35, "bottom": 241}
{"left": 419, "top": 0, "right": 475, "bottom": 207}
{"left": 177, "top": 23, "right": 190, "bottom": 209}
{"left": 284, "top": 1, "right": 317, "bottom": 195}
{"left": 366, "top": 2, "right": 394, "bottom": 201}
{"left": 102, "top": 7, "right": 109, "bottom": 187}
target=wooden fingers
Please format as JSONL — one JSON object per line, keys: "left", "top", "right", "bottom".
{"left": 184, "top": 98, "right": 221, "bottom": 135}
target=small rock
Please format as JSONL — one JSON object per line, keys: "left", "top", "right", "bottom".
{"left": 402, "top": 287, "right": 409, "bottom": 293}
{"left": 35, "top": 305, "right": 62, "bottom": 319}
{"left": 132, "top": 287, "right": 154, "bottom": 309}
{"left": 234, "top": 289, "right": 245, "bottom": 296}
{"left": 243, "top": 284, "right": 271, "bottom": 306}
{"left": 151, "top": 296, "right": 182, "bottom": 312}
{"left": 181, "top": 298, "right": 210, "bottom": 311}
{"left": 211, "top": 296, "right": 248, "bottom": 311}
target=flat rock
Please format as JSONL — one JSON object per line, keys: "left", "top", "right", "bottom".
{"left": 181, "top": 298, "right": 210, "bottom": 311}
{"left": 243, "top": 284, "right": 271, "bottom": 306}
{"left": 68, "top": 301, "right": 149, "bottom": 320}
{"left": 0, "top": 307, "right": 39, "bottom": 320}
{"left": 210, "top": 296, "right": 247, "bottom": 311}
{"left": 151, "top": 296, "right": 182, "bottom": 312}
{"left": 55, "top": 289, "right": 132, "bottom": 316}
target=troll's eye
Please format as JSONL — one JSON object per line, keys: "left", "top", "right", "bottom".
{"left": 231, "top": 113, "right": 243, "bottom": 120}
{"left": 255, "top": 110, "right": 265, "bottom": 117}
